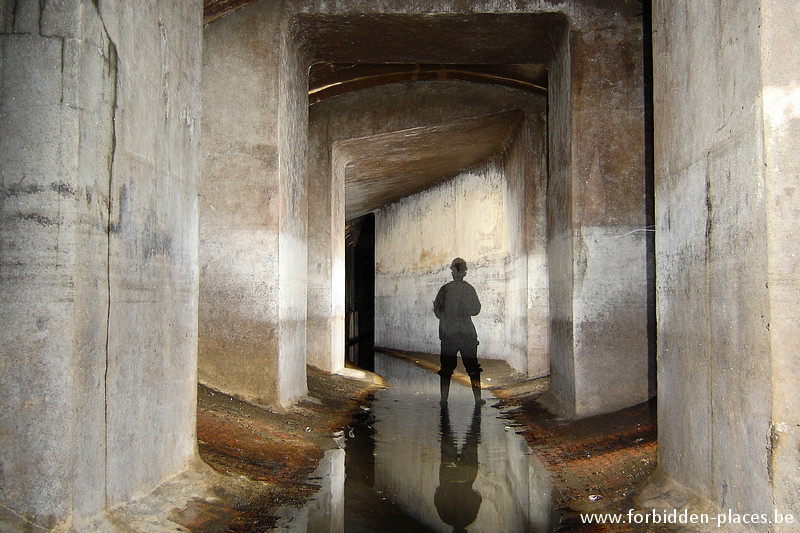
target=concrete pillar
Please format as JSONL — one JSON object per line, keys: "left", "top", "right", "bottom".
{"left": 200, "top": 2, "right": 308, "bottom": 407}
{"left": 277, "top": 19, "right": 310, "bottom": 404}
{"left": 307, "top": 111, "right": 345, "bottom": 373}
{"left": 518, "top": 119, "right": 550, "bottom": 378}
{"left": 651, "top": 0, "right": 782, "bottom": 520}
{"left": 0, "top": 0, "right": 201, "bottom": 526}
{"left": 761, "top": 1, "right": 800, "bottom": 524}
{"left": 545, "top": 4, "right": 649, "bottom": 417}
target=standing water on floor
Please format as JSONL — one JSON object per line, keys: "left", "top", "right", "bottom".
{"left": 273, "top": 353, "right": 555, "bottom": 532}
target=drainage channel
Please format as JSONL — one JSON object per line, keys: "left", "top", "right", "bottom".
{"left": 272, "top": 352, "right": 556, "bottom": 532}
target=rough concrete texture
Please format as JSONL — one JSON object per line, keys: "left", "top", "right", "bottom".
{"left": 567, "top": 4, "right": 649, "bottom": 417}
{"left": 524, "top": 2, "right": 650, "bottom": 417}
{"left": 537, "top": 1, "right": 650, "bottom": 418}
{"left": 0, "top": 0, "right": 202, "bottom": 528}
{"left": 649, "top": 0, "right": 799, "bottom": 527}
{"left": 375, "top": 163, "right": 529, "bottom": 371}
{"left": 760, "top": 0, "right": 800, "bottom": 524}
{"left": 199, "top": 2, "right": 287, "bottom": 407}
{"left": 277, "top": 15, "right": 310, "bottom": 407}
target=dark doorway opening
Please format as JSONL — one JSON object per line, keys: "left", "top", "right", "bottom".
{"left": 345, "top": 213, "right": 375, "bottom": 371}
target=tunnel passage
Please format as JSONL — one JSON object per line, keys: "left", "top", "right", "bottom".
{"left": 332, "top": 104, "right": 542, "bottom": 378}
{"left": 314, "top": 93, "right": 548, "bottom": 380}
{"left": 200, "top": 4, "right": 650, "bottom": 418}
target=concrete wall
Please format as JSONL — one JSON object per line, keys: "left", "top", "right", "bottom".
{"left": 0, "top": 0, "right": 201, "bottom": 527}
{"left": 651, "top": 0, "right": 798, "bottom": 523}
{"left": 374, "top": 162, "right": 530, "bottom": 372}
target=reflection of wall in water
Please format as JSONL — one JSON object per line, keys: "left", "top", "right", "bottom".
{"left": 374, "top": 163, "right": 531, "bottom": 373}
{"left": 273, "top": 448, "right": 346, "bottom": 532}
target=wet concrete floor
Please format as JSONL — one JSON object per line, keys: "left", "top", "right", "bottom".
{"left": 167, "top": 349, "right": 665, "bottom": 533}
{"left": 272, "top": 352, "right": 553, "bottom": 532}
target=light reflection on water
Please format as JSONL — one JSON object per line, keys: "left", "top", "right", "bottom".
{"left": 274, "top": 353, "right": 555, "bottom": 532}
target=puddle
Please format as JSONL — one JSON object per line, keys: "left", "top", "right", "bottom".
{"left": 273, "top": 353, "right": 556, "bottom": 532}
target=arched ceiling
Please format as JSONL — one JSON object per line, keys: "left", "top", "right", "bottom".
{"left": 204, "top": 3, "right": 557, "bottom": 106}
{"left": 309, "top": 63, "right": 546, "bottom": 105}
{"left": 204, "top": 0, "right": 256, "bottom": 24}
{"left": 336, "top": 110, "right": 524, "bottom": 220}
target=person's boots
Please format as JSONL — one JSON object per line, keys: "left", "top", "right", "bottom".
{"left": 439, "top": 374, "right": 451, "bottom": 404}
{"left": 470, "top": 374, "right": 486, "bottom": 405}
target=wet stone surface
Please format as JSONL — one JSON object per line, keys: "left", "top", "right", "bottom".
{"left": 181, "top": 350, "right": 663, "bottom": 532}
{"left": 273, "top": 353, "right": 553, "bottom": 532}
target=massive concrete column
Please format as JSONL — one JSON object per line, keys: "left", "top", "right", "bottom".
{"left": 649, "top": 0, "right": 791, "bottom": 521}
{"left": 200, "top": 2, "right": 308, "bottom": 407}
{"left": 545, "top": 4, "right": 650, "bottom": 417}
{"left": 100, "top": 1, "right": 202, "bottom": 506}
{"left": 307, "top": 112, "right": 345, "bottom": 373}
{"left": 0, "top": 0, "right": 201, "bottom": 526}
{"left": 515, "top": 119, "right": 550, "bottom": 378}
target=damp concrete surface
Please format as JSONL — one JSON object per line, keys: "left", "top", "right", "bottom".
{"left": 272, "top": 352, "right": 552, "bottom": 532}
{"left": 152, "top": 349, "right": 664, "bottom": 533}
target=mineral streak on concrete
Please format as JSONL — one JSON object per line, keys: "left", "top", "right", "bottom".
{"left": 0, "top": 0, "right": 202, "bottom": 527}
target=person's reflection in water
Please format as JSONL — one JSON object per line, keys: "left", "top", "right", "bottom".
{"left": 435, "top": 403, "right": 482, "bottom": 533}
{"left": 433, "top": 257, "right": 485, "bottom": 405}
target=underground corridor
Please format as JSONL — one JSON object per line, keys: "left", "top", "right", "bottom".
{"left": 192, "top": 7, "right": 661, "bottom": 528}
{"left": 2, "top": 1, "right": 798, "bottom": 533}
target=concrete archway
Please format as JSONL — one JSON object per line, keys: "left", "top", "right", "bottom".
{"left": 199, "top": 4, "right": 650, "bottom": 416}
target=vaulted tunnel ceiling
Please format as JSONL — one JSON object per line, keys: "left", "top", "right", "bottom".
{"left": 338, "top": 110, "right": 524, "bottom": 221}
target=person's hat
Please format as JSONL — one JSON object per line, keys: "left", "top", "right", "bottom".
{"left": 450, "top": 257, "right": 467, "bottom": 273}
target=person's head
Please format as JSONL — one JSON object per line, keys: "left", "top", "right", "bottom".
{"left": 450, "top": 257, "right": 468, "bottom": 280}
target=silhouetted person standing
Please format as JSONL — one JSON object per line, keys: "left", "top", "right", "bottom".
{"left": 433, "top": 258, "right": 484, "bottom": 404}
